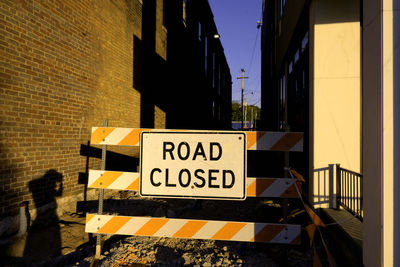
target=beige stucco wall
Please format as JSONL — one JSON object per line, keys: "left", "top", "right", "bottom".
{"left": 381, "top": 1, "right": 395, "bottom": 266}
{"left": 307, "top": 0, "right": 398, "bottom": 264}
{"left": 362, "top": 0, "right": 397, "bottom": 265}
{"left": 309, "top": 0, "right": 361, "bottom": 207}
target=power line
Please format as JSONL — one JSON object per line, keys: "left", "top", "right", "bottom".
{"left": 246, "top": 28, "right": 260, "bottom": 77}
{"left": 244, "top": 90, "right": 260, "bottom": 96}
{"left": 246, "top": 8, "right": 263, "bottom": 77}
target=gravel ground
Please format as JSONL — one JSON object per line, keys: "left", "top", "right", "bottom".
{"left": 33, "top": 192, "right": 318, "bottom": 267}
{"left": 4, "top": 192, "right": 323, "bottom": 266}
{"left": 43, "top": 233, "right": 314, "bottom": 267}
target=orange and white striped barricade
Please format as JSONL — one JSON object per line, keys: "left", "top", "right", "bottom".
{"left": 87, "top": 170, "right": 302, "bottom": 198}
{"left": 90, "top": 127, "right": 303, "bottom": 152}
{"left": 85, "top": 126, "right": 304, "bottom": 249}
{"left": 85, "top": 214, "right": 301, "bottom": 244}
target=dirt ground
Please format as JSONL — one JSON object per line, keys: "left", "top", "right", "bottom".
{"left": 2, "top": 212, "right": 90, "bottom": 266}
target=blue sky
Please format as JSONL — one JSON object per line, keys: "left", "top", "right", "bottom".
{"left": 208, "top": 0, "right": 263, "bottom": 107}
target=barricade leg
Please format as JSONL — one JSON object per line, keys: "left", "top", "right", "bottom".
{"left": 92, "top": 120, "right": 107, "bottom": 264}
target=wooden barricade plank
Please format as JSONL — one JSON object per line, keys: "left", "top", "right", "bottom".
{"left": 246, "top": 177, "right": 301, "bottom": 198}
{"left": 90, "top": 127, "right": 303, "bottom": 152}
{"left": 85, "top": 214, "right": 301, "bottom": 244}
{"left": 88, "top": 170, "right": 139, "bottom": 191}
{"left": 88, "top": 170, "right": 301, "bottom": 198}
{"left": 245, "top": 131, "right": 303, "bottom": 152}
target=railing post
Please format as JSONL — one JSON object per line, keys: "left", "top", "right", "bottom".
{"left": 336, "top": 164, "right": 341, "bottom": 210}
{"left": 328, "top": 164, "right": 334, "bottom": 208}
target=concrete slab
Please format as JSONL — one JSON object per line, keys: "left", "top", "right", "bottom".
{"left": 319, "top": 208, "right": 363, "bottom": 266}
{"left": 322, "top": 208, "right": 362, "bottom": 248}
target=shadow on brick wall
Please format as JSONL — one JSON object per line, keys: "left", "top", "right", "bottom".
{"left": 77, "top": 142, "right": 139, "bottom": 213}
{"left": 24, "top": 169, "right": 63, "bottom": 260}
{"left": 0, "top": 143, "right": 23, "bottom": 218}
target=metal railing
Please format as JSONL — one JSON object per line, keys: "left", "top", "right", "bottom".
{"left": 313, "top": 164, "right": 363, "bottom": 221}
{"left": 313, "top": 165, "right": 333, "bottom": 206}
{"left": 336, "top": 164, "right": 363, "bottom": 221}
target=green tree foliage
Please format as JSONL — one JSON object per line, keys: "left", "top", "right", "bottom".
{"left": 232, "top": 101, "right": 260, "bottom": 121}
{"left": 232, "top": 102, "right": 242, "bottom": 121}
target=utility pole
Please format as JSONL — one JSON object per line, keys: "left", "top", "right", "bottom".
{"left": 244, "top": 96, "right": 248, "bottom": 128}
{"left": 251, "top": 108, "right": 254, "bottom": 130}
{"left": 237, "top": 69, "right": 248, "bottom": 130}
{"left": 255, "top": 112, "right": 257, "bottom": 130}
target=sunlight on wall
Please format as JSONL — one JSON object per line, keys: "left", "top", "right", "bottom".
{"left": 154, "top": 105, "right": 166, "bottom": 129}
{"left": 310, "top": 0, "right": 361, "bottom": 207}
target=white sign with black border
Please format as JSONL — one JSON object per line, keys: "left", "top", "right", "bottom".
{"left": 140, "top": 131, "right": 247, "bottom": 200}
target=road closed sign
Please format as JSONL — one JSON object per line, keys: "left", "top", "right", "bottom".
{"left": 140, "top": 131, "right": 247, "bottom": 200}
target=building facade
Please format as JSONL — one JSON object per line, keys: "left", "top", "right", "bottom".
{"left": 260, "top": 0, "right": 399, "bottom": 265}
{"left": 0, "top": 0, "right": 231, "bottom": 222}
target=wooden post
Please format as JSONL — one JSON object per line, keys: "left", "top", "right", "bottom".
{"left": 336, "top": 164, "right": 341, "bottom": 210}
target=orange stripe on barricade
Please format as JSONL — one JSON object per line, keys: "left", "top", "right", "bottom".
{"left": 88, "top": 171, "right": 302, "bottom": 198}
{"left": 270, "top": 132, "right": 303, "bottom": 151}
{"left": 212, "top": 222, "right": 246, "bottom": 240}
{"left": 246, "top": 179, "right": 275, "bottom": 197}
{"left": 126, "top": 179, "right": 139, "bottom": 191}
{"left": 90, "top": 127, "right": 303, "bottom": 151}
{"left": 135, "top": 218, "right": 169, "bottom": 236}
{"left": 86, "top": 214, "right": 95, "bottom": 224}
{"left": 252, "top": 224, "right": 286, "bottom": 242}
{"left": 86, "top": 126, "right": 305, "bottom": 251}
{"left": 246, "top": 132, "right": 266, "bottom": 150}
{"left": 173, "top": 220, "right": 207, "bottom": 238}
{"left": 88, "top": 170, "right": 140, "bottom": 190}
{"left": 90, "top": 171, "right": 123, "bottom": 188}
{"left": 99, "top": 216, "right": 131, "bottom": 234}
{"left": 119, "top": 129, "right": 149, "bottom": 146}
{"left": 246, "top": 178, "right": 301, "bottom": 198}
{"left": 85, "top": 215, "right": 301, "bottom": 244}
{"left": 91, "top": 127, "right": 115, "bottom": 145}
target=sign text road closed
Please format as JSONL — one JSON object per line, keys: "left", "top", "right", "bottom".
{"left": 140, "top": 131, "right": 247, "bottom": 200}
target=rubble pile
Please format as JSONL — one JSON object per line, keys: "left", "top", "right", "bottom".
{"left": 48, "top": 234, "right": 313, "bottom": 267}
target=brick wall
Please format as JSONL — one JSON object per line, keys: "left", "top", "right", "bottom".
{"left": 0, "top": 0, "right": 155, "bottom": 216}
{"left": 0, "top": 0, "right": 231, "bottom": 218}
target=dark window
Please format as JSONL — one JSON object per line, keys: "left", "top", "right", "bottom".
{"left": 212, "top": 52, "right": 215, "bottom": 87}
{"left": 204, "top": 36, "right": 208, "bottom": 74}
{"left": 218, "top": 64, "right": 221, "bottom": 94}
{"left": 198, "top": 22, "right": 202, "bottom": 41}
{"left": 279, "top": 74, "right": 286, "bottom": 130}
{"left": 163, "top": 0, "right": 167, "bottom": 27}
{"left": 278, "top": 0, "right": 286, "bottom": 22}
